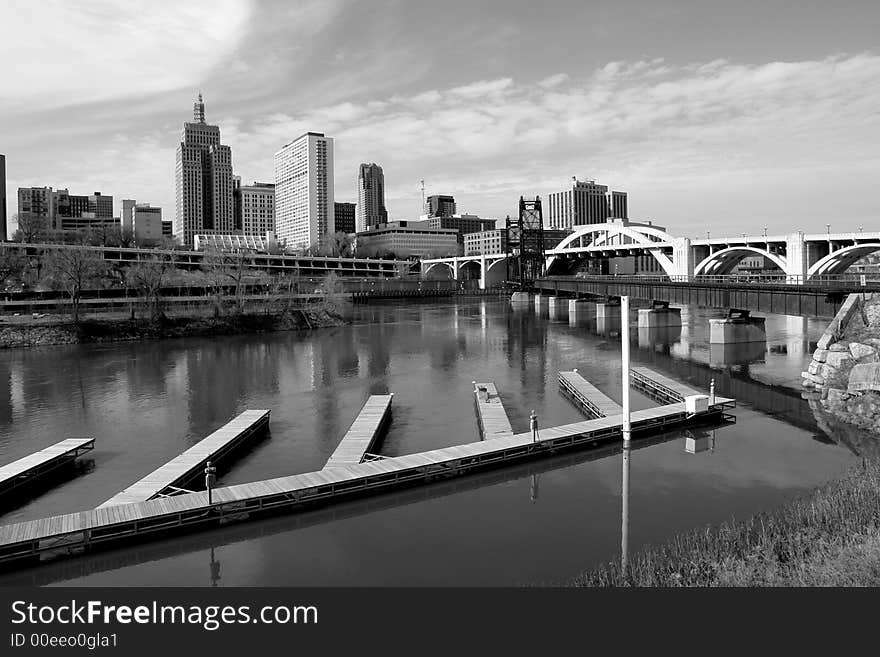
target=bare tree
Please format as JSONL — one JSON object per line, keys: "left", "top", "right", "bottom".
{"left": 42, "top": 246, "right": 109, "bottom": 323}
{"left": 12, "top": 213, "right": 49, "bottom": 244}
{"left": 200, "top": 247, "right": 260, "bottom": 316}
{"left": 126, "top": 253, "right": 174, "bottom": 322}
{"left": 0, "top": 246, "right": 27, "bottom": 290}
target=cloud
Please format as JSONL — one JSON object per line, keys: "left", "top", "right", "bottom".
{"left": 0, "top": 0, "right": 254, "bottom": 107}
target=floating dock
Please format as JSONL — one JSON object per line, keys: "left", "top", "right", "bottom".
{"left": 630, "top": 366, "right": 705, "bottom": 404}
{"left": 0, "top": 439, "right": 95, "bottom": 500}
{"left": 98, "top": 410, "right": 270, "bottom": 508}
{"left": 323, "top": 395, "right": 393, "bottom": 469}
{"left": 0, "top": 394, "right": 734, "bottom": 566}
{"left": 473, "top": 382, "right": 514, "bottom": 439}
{"left": 558, "top": 370, "right": 623, "bottom": 418}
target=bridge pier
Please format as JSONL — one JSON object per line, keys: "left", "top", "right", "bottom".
{"left": 595, "top": 301, "right": 621, "bottom": 320}
{"left": 510, "top": 291, "right": 531, "bottom": 306}
{"left": 709, "top": 309, "right": 767, "bottom": 344}
{"left": 547, "top": 296, "right": 567, "bottom": 320}
{"left": 534, "top": 293, "right": 550, "bottom": 311}
{"left": 638, "top": 325, "right": 682, "bottom": 348}
{"left": 709, "top": 342, "right": 767, "bottom": 368}
{"left": 637, "top": 302, "right": 682, "bottom": 329}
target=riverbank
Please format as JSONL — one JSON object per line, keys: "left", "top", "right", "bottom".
{"left": 0, "top": 307, "right": 346, "bottom": 349}
{"left": 573, "top": 458, "right": 880, "bottom": 586}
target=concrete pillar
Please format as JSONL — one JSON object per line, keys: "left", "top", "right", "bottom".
{"left": 638, "top": 325, "right": 682, "bottom": 348}
{"left": 785, "top": 232, "right": 807, "bottom": 283}
{"left": 637, "top": 307, "right": 682, "bottom": 329}
{"left": 510, "top": 291, "right": 531, "bottom": 305}
{"left": 548, "top": 296, "right": 567, "bottom": 320}
{"left": 534, "top": 293, "right": 549, "bottom": 309}
{"left": 595, "top": 302, "right": 621, "bottom": 319}
{"left": 479, "top": 255, "right": 487, "bottom": 290}
{"left": 671, "top": 237, "right": 694, "bottom": 282}
{"left": 709, "top": 315, "right": 767, "bottom": 344}
{"left": 452, "top": 257, "right": 460, "bottom": 280}
{"left": 709, "top": 342, "right": 767, "bottom": 368}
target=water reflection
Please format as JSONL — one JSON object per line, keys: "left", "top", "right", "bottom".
{"left": 621, "top": 441, "right": 631, "bottom": 578}
{"left": 708, "top": 342, "right": 767, "bottom": 370}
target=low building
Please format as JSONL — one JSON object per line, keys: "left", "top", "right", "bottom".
{"left": 464, "top": 228, "right": 571, "bottom": 256}
{"left": 355, "top": 221, "right": 460, "bottom": 259}
{"left": 419, "top": 214, "right": 496, "bottom": 235}
{"left": 194, "top": 232, "right": 279, "bottom": 252}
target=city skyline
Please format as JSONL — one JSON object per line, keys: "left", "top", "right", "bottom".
{"left": 2, "top": 1, "right": 880, "bottom": 239}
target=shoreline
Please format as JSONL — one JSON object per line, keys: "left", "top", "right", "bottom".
{"left": 0, "top": 307, "right": 347, "bottom": 349}
{"left": 573, "top": 458, "right": 880, "bottom": 586}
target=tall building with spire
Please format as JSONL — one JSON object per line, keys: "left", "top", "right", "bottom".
{"left": 174, "top": 93, "right": 234, "bottom": 246}
{"left": 356, "top": 163, "right": 387, "bottom": 232}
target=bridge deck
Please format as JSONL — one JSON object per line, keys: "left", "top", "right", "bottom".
{"left": 473, "top": 383, "right": 514, "bottom": 439}
{"left": 0, "top": 439, "right": 95, "bottom": 499}
{"left": 558, "top": 371, "right": 622, "bottom": 418}
{"left": 324, "top": 395, "right": 393, "bottom": 469}
{"left": 98, "top": 410, "right": 270, "bottom": 508}
{"left": 0, "top": 397, "right": 733, "bottom": 565}
{"left": 631, "top": 366, "right": 704, "bottom": 404}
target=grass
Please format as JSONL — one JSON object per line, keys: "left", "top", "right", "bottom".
{"left": 573, "top": 458, "right": 880, "bottom": 586}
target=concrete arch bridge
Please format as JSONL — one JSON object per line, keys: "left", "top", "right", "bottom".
{"left": 421, "top": 220, "right": 880, "bottom": 288}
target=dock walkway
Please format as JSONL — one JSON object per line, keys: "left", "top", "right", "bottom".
{"left": 558, "top": 370, "right": 622, "bottom": 418}
{"left": 324, "top": 395, "right": 393, "bottom": 469}
{"left": 0, "top": 439, "right": 95, "bottom": 499}
{"left": 473, "top": 383, "right": 514, "bottom": 439}
{"left": 631, "top": 366, "right": 705, "bottom": 404}
{"left": 0, "top": 395, "right": 734, "bottom": 565}
{"left": 98, "top": 410, "right": 270, "bottom": 508}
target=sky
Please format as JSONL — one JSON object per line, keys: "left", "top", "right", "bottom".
{"left": 1, "top": 0, "right": 879, "bottom": 239}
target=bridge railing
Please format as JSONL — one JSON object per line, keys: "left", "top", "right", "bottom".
{"left": 564, "top": 273, "right": 880, "bottom": 288}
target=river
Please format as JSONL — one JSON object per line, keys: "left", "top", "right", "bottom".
{"left": 0, "top": 299, "right": 863, "bottom": 586}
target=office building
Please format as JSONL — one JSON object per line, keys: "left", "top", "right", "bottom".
{"left": 425, "top": 194, "right": 456, "bottom": 217}
{"left": 420, "top": 214, "right": 496, "bottom": 234}
{"left": 232, "top": 176, "right": 242, "bottom": 231}
{"left": 162, "top": 221, "right": 173, "bottom": 238}
{"left": 274, "top": 132, "right": 335, "bottom": 249}
{"left": 240, "top": 182, "right": 275, "bottom": 237}
{"left": 0, "top": 154, "right": 6, "bottom": 240}
{"left": 356, "top": 163, "right": 387, "bottom": 232}
{"left": 547, "top": 178, "right": 628, "bottom": 230}
{"left": 355, "top": 221, "right": 459, "bottom": 259}
{"left": 18, "top": 187, "right": 114, "bottom": 232}
{"left": 334, "top": 201, "right": 356, "bottom": 234}
{"left": 175, "top": 93, "right": 235, "bottom": 246}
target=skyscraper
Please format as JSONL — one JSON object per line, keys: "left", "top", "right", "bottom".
{"left": 274, "top": 132, "right": 335, "bottom": 249}
{"left": 356, "top": 163, "right": 387, "bottom": 232}
{"left": 0, "top": 154, "right": 7, "bottom": 241}
{"left": 174, "top": 93, "right": 234, "bottom": 246}
{"left": 240, "top": 182, "right": 275, "bottom": 237}
{"left": 425, "top": 194, "right": 456, "bottom": 217}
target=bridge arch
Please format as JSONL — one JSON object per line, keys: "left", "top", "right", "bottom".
{"left": 694, "top": 246, "right": 788, "bottom": 276}
{"left": 546, "top": 223, "right": 678, "bottom": 277}
{"left": 807, "top": 243, "right": 880, "bottom": 278}
{"left": 423, "top": 261, "right": 455, "bottom": 280}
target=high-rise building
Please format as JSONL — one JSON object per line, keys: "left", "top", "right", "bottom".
{"left": 274, "top": 132, "right": 335, "bottom": 249}
{"left": 611, "top": 190, "right": 628, "bottom": 219}
{"left": 547, "top": 178, "right": 625, "bottom": 230}
{"left": 232, "top": 175, "right": 242, "bottom": 231}
{"left": 356, "top": 163, "right": 387, "bottom": 232}
{"left": 17, "top": 187, "right": 54, "bottom": 224}
{"left": 334, "top": 201, "right": 356, "bottom": 234}
{"left": 425, "top": 194, "right": 456, "bottom": 217}
{"left": 175, "top": 93, "right": 235, "bottom": 246}
{"left": 130, "top": 204, "right": 163, "bottom": 243}
{"left": 240, "top": 182, "right": 275, "bottom": 237}
{"left": 0, "top": 154, "right": 7, "bottom": 241}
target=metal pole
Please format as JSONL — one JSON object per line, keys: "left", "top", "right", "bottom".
{"left": 621, "top": 439, "right": 631, "bottom": 579}
{"left": 621, "top": 295, "right": 631, "bottom": 446}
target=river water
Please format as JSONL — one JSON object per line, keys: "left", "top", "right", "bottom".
{"left": 0, "top": 299, "right": 864, "bottom": 586}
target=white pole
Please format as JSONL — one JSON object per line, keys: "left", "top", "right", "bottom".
{"left": 621, "top": 296, "right": 631, "bottom": 445}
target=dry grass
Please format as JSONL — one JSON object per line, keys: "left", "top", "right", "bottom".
{"left": 574, "top": 458, "right": 880, "bottom": 586}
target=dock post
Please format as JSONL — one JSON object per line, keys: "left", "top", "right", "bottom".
{"left": 710, "top": 378, "right": 716, "bottom": 405}
{"left": 621, "top": 295, "right": 631, "bottom": 445}
{"left": 205, "top": 461, "right": 216, "bottom": 505}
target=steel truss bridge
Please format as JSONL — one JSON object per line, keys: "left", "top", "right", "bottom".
{"left": 422, "top": 220, "right": 880, "bottom": 287}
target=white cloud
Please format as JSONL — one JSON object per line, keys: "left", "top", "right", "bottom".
{"left": 0, "top": 0, "right": 254, "bottom": 106}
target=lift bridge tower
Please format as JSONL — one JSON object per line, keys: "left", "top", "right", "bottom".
{"left": 505, "top": 196, "right": 545, "bottom": 288}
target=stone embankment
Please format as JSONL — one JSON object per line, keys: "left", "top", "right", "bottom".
{"left": 802, "top": 292, "right": 880, "bottom": 434}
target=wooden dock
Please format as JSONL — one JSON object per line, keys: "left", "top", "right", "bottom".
{"left": 323, "top": 395, "right": 393, "bottom": 469}
{"left": 473, "top": 382, "right": 514, "bottom": 439}
{"left": 630, "top": 366, "right": 705, "bottom": 404}
{"left": 97, "top": 410, "right": 270, "bottom": 508}
{"left": 558, "top": 370, "right": 623, "bottom": 418}
{"left": 0, "top": 395, "right": 734, "bottom": 566}
{"left": 0, "top": 439, "right": 95, "bottom": 500}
